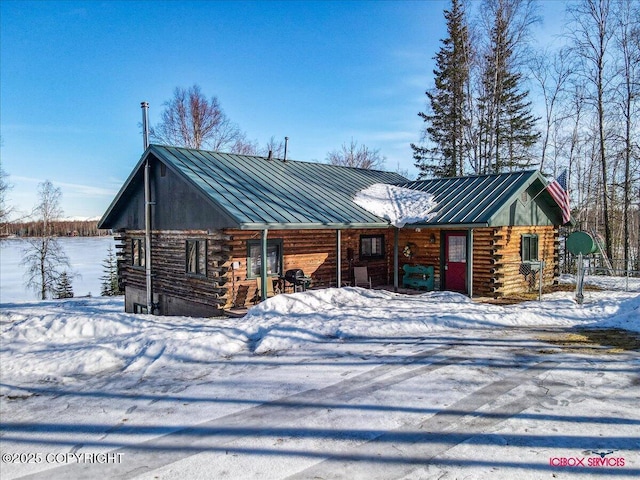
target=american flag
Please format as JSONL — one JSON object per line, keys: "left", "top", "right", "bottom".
{"left": 547, "top": 169, "right": 570, "bottom": 224}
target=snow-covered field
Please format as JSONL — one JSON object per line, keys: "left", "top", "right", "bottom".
{"left": 1, "top": 286, "right": 639, "bottom": 479}
{"left": 0, "top": 237, "right": 116, "bottom": 303}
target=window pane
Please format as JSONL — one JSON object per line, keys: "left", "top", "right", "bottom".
{"left": 249, "top": 244, "right": 261, "bottom": 276}
{"left": 133, "top": 239, "right": 145, "bottom": 267}
{"left": 198, "top": 241, "right": 206, "bottom": 274}
{"left": 372, "top": 237, "right": 382, "bottom": 255}
{"left": 522, "top": 235, "right": 538, "bottom": 261}
{"left": 132, "top": 240, "right": 139, "bottom": 266}
{"left": 187, "top": 241, "right": 197, "bottom": 273}
{"left": 448, "top": 236, "right": 466, "bottom": 262}
{"left": 361, "top": 238, "right": 370, "bottom": 256}
{"left": 267, "top": 245, "right": 280, "bottom": 275}
{"left": 360, "top": 236, "right": 384, "bottom": 257}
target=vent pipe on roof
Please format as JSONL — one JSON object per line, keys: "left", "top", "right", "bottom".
{"left": 283, "top": 136, "right": 289, "bottom": 162}
{"left": 141, "top": 101, "right": 150, "bottom": 150}
{"left": 267, "top": 150, "right": 273, "bottom": 160}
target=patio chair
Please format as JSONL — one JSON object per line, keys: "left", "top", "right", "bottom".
{"left": 353, "top": 266, "right": 372, "bottom": 288}
{"left": 255, "top": 277, "right": 278, "bottom": 302}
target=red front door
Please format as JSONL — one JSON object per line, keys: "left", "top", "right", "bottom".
{"left": 444, "top": 232, "right": 467, "bottom": 292}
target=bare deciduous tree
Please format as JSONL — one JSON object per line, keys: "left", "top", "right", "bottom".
{"left": 568, "top": 0, "right": 615, "bottom": 258}
{"left": 613, "top": 0, "right": 640, "bottom": 269}
{"left": 529, "top": 47, "right": 572, "bottom": 171}
{"left": 151, "top": 85, "right": 252, "bottom": 153}
{"left": 0, "top": 166, "right": 13, "bottom": 230}
{"left": 22, "top": 180, "right": 70, "bottom": 300}
{"left": 326, "top": 139, "right": 386, "bottom": 170}
{"left": 261, "top": 136, "right": 286, "bottom": 159}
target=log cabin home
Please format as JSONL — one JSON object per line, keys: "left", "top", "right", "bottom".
{"left": 98, "top": 144, "right": 571, "bottom": 316}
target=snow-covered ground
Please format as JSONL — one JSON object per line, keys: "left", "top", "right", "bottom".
{"left": 1, "top": 287, "right": 639, "bottom": 479}
{"left": 0, "top": 237, "right": 116, "bottom": 303}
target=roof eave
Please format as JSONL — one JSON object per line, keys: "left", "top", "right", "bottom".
{"left": 97, "top": 148, "right": 151, "bottom": 229}
{"left": 405, "top": 222, "right": 490, "bottom": 229}
{"left": 237, "top": 222, "right": 394, "bottom": 230}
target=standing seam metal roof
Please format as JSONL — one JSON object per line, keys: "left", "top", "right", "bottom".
{"left": 153, "top": 145, "right": 408, "bottom": 228}
{"left": 398, "top": 170, "right": 539, "bottom": 226}
{"left": 99, "top": 145, "right": 560, "bottom": 230}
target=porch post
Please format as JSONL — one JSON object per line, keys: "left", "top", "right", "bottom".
{"left": 336, "top": 229, "right": 342, "bottom": 287}
{"left": 261, "top": 229, "right": 268, "bottom": 301}
{"left": 393, "top": 227, "right": 399, "bottom": 292}
{"left": 467, "top": 229, "right": 473, "bottom": 298}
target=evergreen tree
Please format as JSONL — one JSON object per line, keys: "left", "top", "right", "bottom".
{"left": 477, "top": 0, "right": 540, "bottom": 173}
{"left": 412, "top": 0, "right": 470, "bottom": 178}
{"left": 53, "top": 271, "right": 74, "bottom": 299}
{"left": 100, "top": 245, "right": 121, "bottom": 296}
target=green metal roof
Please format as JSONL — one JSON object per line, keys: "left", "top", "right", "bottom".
{"left": 99, "top": 146, "right": 568, "bottom": 231}
{"left": 398, "top": 170, "right": 559, "bottom": 227}
{"left": 100, "top": 145, "right": 408, "bottom": 230}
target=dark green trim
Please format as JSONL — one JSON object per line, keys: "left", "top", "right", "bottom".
{"left": 185, "top": 239, "right": 207, "bottom": 277}
{"left": 246, "top": 238, "right": 283, "bottom": 280}
{"left": 521, "top": 234, "right": 539, "bottom": 262}
{"left": 360, "top": 234, "right": 385, "bottom": 260}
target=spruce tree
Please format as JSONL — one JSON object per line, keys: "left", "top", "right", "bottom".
{"left": 100, "top": 245, "right": 121, "bottom": 296}
{"left": 412, "top": 0, "right": 470, "bottom": 178}
{"left": 477, "top": 0, "right": 540, "bottom": 173}
{"left": 53, "top": 271, "right": 74, "bottom": 299}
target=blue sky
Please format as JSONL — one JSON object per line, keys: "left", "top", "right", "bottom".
{"left": 1, "top": 0, "right": 566, "bottom": 219}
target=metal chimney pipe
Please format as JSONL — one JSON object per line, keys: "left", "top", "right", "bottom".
{"left": 283, "top": 136, "right": 289, "bottom": 162}
{"left": 141, "top": 101, "right": 150, "bottom": 150}
{"left": 141, "top": 101, "right": 153, "bottom": 314}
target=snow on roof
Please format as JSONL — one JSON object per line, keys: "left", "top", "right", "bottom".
{"left": 353, "top": 183, "right": 439, "bottom": 228}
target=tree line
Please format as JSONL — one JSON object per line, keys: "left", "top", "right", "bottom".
{"left": 412, "top": 0, "right": 639, "bottom": 268}
{"left": 3, "top": 219, "right": 106, "bottom": 237}
{"left": 4, "top": 179, "right": 121, "bottom": 300}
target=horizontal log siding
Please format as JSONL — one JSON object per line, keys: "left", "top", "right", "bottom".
{"left": 119, "top": 230, "right": 231, "bottom": 313}
{"left": 472, "top": 229, "right": 495, "bottom": 297}
{"left": 396, "top": 227, "right": 558, "bottom": 298}
{"left": 490, "top": 225, "right": 558, "bottom": 298}
{"left": 225, "top": 228, "right": 393, "bottom": 308}
{"left": 396, "top": 230, "right": 441, "bottom": 286}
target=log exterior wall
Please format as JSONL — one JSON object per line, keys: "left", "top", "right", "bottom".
{"left": 225, "top": 228, "right": 393, "bottom": 308}
{"left": 396, "top": 229, "right": 442, "bottom": 288}
{"left": 396, "top": 225, "right": 558, "bottom": 298}
{"left": 488, "top": 225, "right": 558, "bottom": 298}
{"left": 117, "top": 230, "right": 231, "bottom": 316}
{"left": 116, "top": 224, "right": 558, "bottom": 316}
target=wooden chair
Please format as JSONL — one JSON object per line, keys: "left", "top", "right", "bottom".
{"left": 255, "top": 277, "right": 278, "bottom": 302}
{"left": 353, "top": 266, "right": 372, "bottom": 288}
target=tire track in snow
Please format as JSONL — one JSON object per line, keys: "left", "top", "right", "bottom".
{"left": 14, "top": 344, "right": 570, "bottom": 480}
{"left": 285, "top": 360, "right": 567, "bottom": 480}
{"left": 14, "top": 342, "right": 459, "bottom": 479}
